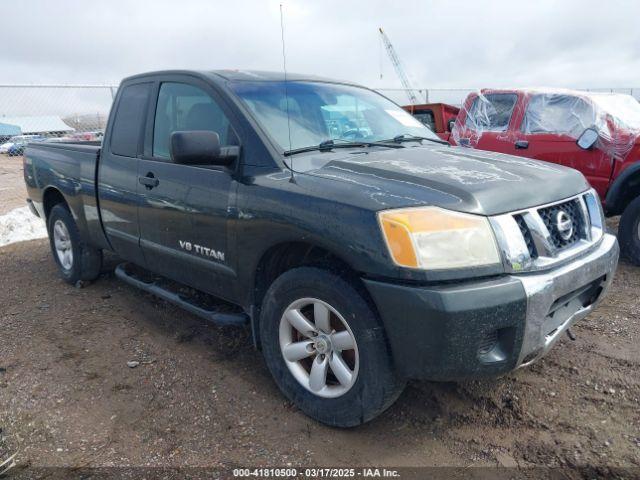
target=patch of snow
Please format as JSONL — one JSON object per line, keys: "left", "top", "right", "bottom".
{"left": 0, "top": 206, "right": 48, "bottom": 247}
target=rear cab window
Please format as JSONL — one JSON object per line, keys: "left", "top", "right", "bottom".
{"left": 412, "top": 109, "right": 436, "bottom": 131}
{"left": 465, "top": 93, "right": 517, "bottom": 132}
{"left": 110, "top": 82, "right": 152, "bottom": 157}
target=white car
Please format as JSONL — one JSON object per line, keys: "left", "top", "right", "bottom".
{"left": 0, "top": 142, "right": 14, "bottom": 154}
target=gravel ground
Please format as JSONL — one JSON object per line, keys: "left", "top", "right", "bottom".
{"left": 0, "top": 156, "right": 639, "bottom": 478}
{"left": 0, "top": 155, "right": 27, "bottom": 215}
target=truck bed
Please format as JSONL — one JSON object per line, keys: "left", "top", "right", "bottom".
{"left": 24, "top": 141, "right": 107, "bottom": 250}
{"left": 30, "top": 140, "right": 102, "bottom": 151}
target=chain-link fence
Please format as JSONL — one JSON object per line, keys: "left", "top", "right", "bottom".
{"left": 0, "top": 84, "right": 638, "bottom": 156}
{"left": 0, "top": 85, "right": 117, "bottom": 155}
{"left": 375, "top": 87, "right": 640, "bottom": 107}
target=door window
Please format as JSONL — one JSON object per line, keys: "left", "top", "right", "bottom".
{"left": 464, "top": 93, "right": 517, "bottom": 132}
{"left": 152, "top": 82, "right": 237, "bottom": 159}
{"left": 110, "top": 82, "right": 151, "bottom": 157}
{"left": 521, "top": 94, "right": 595, "bottom": 137}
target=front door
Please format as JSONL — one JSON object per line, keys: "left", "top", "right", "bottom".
{"left": 137, "top": 80, "right": 240, "bottom": 298}
{"left": 514, "top": 93, "right": 614, "bottom": 197}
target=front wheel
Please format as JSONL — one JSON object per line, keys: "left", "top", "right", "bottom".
{"left": 47, "top": 204, "right": 102, "bottom": 284}
{"left": 619, "top": 196, "right": 640, "bottom": 266}
{"left": 260, "top": 267, "right": 405, "bottom": 427}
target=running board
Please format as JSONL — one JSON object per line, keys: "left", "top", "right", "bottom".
{"left": 114, "top": 263, "right": 248, "bottom": 326}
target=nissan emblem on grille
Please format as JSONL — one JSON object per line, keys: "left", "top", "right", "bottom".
{"left": 556, "top": 210, "right": 574, "bottom": 241}
{"left": 536, "top": 198, "right": 585, "bottom": 250}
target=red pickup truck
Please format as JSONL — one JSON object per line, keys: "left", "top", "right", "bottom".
{"left": 450, "top": 88, "right": 640, "bottom": 265}
{"left": 403, "top": 103, "right": 459, "bottom": 142}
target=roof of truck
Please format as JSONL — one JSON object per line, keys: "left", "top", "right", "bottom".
{"left": 476, "top": 87, "right": 636, "bottom": 100}
{"left": 122, "top": 69, "right": 359, "bottom": 87}
{"left": 210, "top": 70, "right": 354, "bottom": 83}
{"left": 404, "top": 103, "right": 460, "bottom": 114}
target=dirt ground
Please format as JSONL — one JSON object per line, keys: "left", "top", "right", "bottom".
{"left": 0, "top": 156, "right": 27, "bottom": 215}
{"left": 0, "top": 155, "right": 639, "bottom": 478}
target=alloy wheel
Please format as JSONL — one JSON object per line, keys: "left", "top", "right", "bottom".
{"left": 279, "top": 297, "right": 359, "bottom": 398}
{"left": 53, "top": 220, "right": 73, "bottom": 270}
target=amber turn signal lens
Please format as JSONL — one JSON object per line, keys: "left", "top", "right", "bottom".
{"left": 378, "top": 206, "right": 500, "bottom": 270}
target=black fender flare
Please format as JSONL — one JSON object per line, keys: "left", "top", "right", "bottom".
{"left": 605, "top": 161, "right": 640, "bottom": 215}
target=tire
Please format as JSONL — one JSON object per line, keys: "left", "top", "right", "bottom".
{"left": 619, "top": 196, "right": 640, "bottom": 266}
{"left": 260, "top": 267, "right": 405, "bottom": 427}
{"left": 47, "top": 204, "right": 102, "bottom": 284}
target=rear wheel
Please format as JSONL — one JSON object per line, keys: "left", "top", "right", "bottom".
{"left": 260, "top": 267, "right": 405, "bottom": 427}
{"left": 47, "top": 204, "right": 102, "bottom": 284}
{"left": 619, "top": 196, "right": 640, "bottom": 266}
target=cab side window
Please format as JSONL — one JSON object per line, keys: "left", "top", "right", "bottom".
{"left": 522, "top": 94, "right": 594, "bottom": 137}
{"left": 110, "top": 82, "right": 151, "bottom": 157}
{"left": 464, "top": 93, "right": 517, "bottom": 132}
{"left": 152, "top": 82, "right": 238, "bottom": 160}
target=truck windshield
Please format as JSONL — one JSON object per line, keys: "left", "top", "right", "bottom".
{"left": 230, "top": 81, "right": 439, "bottom": 153}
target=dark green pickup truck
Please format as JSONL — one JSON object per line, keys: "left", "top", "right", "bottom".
{"left": 24, "top": 70, "right": 618, "bottom": 426}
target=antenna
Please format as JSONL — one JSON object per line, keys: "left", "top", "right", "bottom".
{"left": 280, "top": 3, "right": 295, "bottom": 181}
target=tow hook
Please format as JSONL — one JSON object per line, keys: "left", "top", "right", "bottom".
{"left": 566, "top": 328, "right": 576, "bottom": 341}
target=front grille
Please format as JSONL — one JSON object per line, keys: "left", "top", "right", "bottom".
{"left": 537, "top": 199, "right": 585, "bottom": 249}
{"left": 514, "top": 214, "right": 538, "bottom": 258}
{"left": 493, "top": 190, "right": 602, "bottom": 273}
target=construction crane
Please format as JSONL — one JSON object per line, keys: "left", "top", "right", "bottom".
{"left": 378, "top": 27, "right": 420, "bottom": 105}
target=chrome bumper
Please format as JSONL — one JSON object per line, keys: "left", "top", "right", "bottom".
{"left": 514, "top": 233, "right": 619, "bottom": 367}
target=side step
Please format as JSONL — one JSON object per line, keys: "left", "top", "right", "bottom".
{"left": 114, "top": 263, "right": 249, "bottom": 326}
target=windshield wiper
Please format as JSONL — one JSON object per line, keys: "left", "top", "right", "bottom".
{"left": 383, "top": 133, "right": 450, "bottom": 146}
{"left": 283, "top": 138, "right": 404, "bottom": 156}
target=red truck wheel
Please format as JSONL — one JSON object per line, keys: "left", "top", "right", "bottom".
{"left": 619, "top": 196, "right": 640, "bottom": 266}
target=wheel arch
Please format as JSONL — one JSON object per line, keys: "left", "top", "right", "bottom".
{"left": 250, "top": 240, "right": 372, "bottom": 349}
{"left": 42, "top": 187, "right": 69, "bottom": 221}
{"left": 605, "top": 162, "right": 640, "bottom": 216}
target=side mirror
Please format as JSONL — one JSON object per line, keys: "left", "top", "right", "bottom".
{"left": 448, "top": 119, "right": 456, "bottom": 132}
{"left": 170, "top": 131, "right": 237, "bottom": 166}
{"left": 577, "top": 128, "right": 598, "bottom": 150}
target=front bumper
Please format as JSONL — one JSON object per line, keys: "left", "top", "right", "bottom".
{"left": 364, "top": 233, "right": 619, "bottom": 380}
{"left": 515, "top": 233, "right": 618, "bottom": 366}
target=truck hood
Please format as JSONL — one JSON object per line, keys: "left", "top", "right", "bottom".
{"left": 288, "top": 145, "right": 590, "bottom": 216}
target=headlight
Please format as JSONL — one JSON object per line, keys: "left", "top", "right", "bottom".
{"left": 378, "top": 206, "right": 501, "bottom": 270}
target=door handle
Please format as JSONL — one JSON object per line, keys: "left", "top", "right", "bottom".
{"left": 139, "top": 172, "right": 159, "bottom": 189}
{"left": 515, "top": 140, "right": 529, "bottom": 149}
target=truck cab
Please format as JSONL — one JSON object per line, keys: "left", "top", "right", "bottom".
{"left": 403, "top": 102, "right": 459, "bottom": 142}
{"left": 452, "top": 88, "right": 640, "bottom": 264}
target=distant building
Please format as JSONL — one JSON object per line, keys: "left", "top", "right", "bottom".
{"left": 0, "top": 121, "right": 21, "bottom": 142}
{"left": 63, "top": 112, "right": 108, "bottom": 133}
{"left": 0, "top": 116, "right": 74, "bottom": 137}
